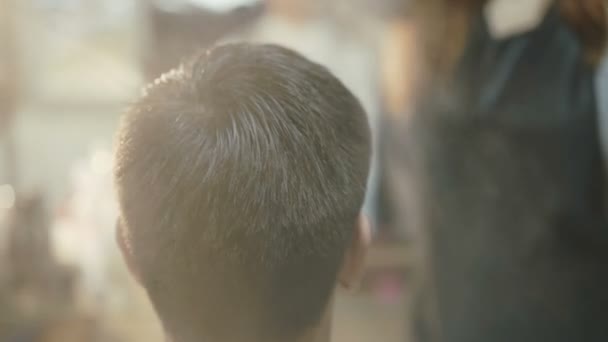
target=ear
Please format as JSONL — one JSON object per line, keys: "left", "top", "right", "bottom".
{"left": 116, "top": 218, "right": 142, "bottom": 285}
{"left": 338, "top": 213, "right": 372, "bottom": 291}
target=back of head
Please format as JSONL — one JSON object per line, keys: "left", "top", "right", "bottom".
{"left": 114, "top": 43, "right": 370, "bottom": 341}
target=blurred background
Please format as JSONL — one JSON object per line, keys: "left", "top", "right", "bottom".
{"left": 0, "top": 0, "right": 414, "bottom": 341}
{"left": 5, "top": 0, "right": 606, "bottom": 341}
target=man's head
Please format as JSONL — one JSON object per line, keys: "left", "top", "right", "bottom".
{"left": 114, "top": 43, "right": 371, "bottom": 342}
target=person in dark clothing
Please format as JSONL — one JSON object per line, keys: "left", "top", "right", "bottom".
{"left": 114, "top": 43, "right": 372, "bottom": 342}
{"left": 397, "top": 1, "right": 608, "bottom": 341}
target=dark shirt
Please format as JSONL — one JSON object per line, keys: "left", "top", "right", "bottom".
{"left": 406, "top": 6, "right": 608, "bottom": 342}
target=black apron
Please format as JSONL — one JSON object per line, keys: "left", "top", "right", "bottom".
{"left": 407, "top": 6, "right": 608, "bottom": 342}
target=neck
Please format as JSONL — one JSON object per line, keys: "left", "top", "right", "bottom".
{"left": 165, "top": 315, "right": 333, "bottom": 342}
{"left": 166, "top": 331, "right": 330, "bottom": 342}
{"left": 164, "top": 300, "right": 335, "bottom": 342}
{"left": 295, "top": 318, "right": 332, "bottom": 342}
{"left": 296, "top": 302, "right": 334, "bottom": 342}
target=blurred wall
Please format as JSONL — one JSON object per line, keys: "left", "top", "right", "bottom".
{"left": 14, "top": 106, "right": 120, "bottom": 207}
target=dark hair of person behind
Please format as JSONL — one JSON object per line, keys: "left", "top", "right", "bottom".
{"left": 415, "top": 0, "right": 607, "bottom": 74}
{"left": 114, "top": 44, "right": 371, "bottom": 341}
